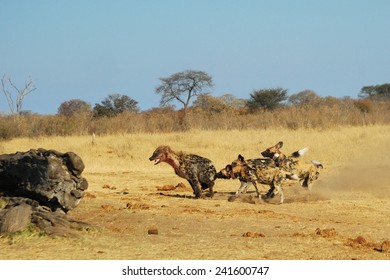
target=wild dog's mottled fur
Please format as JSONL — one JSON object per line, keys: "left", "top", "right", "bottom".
{"left": 216, "top": 155, "right": 294, "bottom": 203}
{"left": 216, "top": 156, "right": 276, "bottom": 196}
{"left": 149, "top": 145, "right": 216, "bottom": 198}
{"left": 260, "top": 141, "right": 323, "bottom": 190}
{"left": 261, "top": 141, "right": 308, "bottom": 170}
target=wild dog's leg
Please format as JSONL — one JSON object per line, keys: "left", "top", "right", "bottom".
{"left": 243, "top": 181, "right": 252, "bottom": 193}
{"left": 265, "top": 186, "right": 274, "bottom": 199}
{"left": 236, "top": 180, "right": 247, "bottom": 194}
{"left": 252, "top": 181, "right": 260, "bottom": 198}
{"left": 267, "top": 181, "right": 284, "bottom": 203}
{"left": 300, "top": 172, "right": 310, "bottom": 189}
{"left": 274, "top": 171, "right": 286, "bottom": 204}
{"left": 274, "top": 182, "right": 284, "bottom": 204}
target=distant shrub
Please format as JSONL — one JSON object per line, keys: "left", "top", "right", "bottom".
{"left": 58, "top": 99, "right": 92, "bottom": 116}
{"left": 353, "top": 99, "right": 373, "bottom": 113}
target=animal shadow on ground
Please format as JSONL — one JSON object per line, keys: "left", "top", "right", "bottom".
{"left": 158, "top": 191, "right": 235, "bottom": 200}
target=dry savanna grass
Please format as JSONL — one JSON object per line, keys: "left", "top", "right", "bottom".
{"left": 1, "top": 125, "right": 390, "bottom": 259}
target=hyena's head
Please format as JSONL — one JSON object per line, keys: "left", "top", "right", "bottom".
{"left": 260, "top": 141, "right": 286, "bottom": 160}
{"left": 149, "top": 146, "right": 173, "bottom": 165}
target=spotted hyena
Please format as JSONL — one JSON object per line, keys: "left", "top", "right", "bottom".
{"left": 216, "top": 154, "right": 296, "bottom": 203}
{"left": 260, "top": 141, "right": 323, "bottom": 190}
{"left": 149, "top": 145, "right": 216, "bottom": 198}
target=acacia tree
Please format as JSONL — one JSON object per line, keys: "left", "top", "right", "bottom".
{"left": 93, "top": 93, "right": 139, "bottom": 117}
{"left": 359, "top": 83, "right": 390, "bottom": 100}
{"left": 246, "top": 87, "right": 288, "bottom": 111}
{"left": 155, "top": 70, "right": 214, "bottom": 120}
{"left": 1, "top": 75, "right": 36, "bottom": 115}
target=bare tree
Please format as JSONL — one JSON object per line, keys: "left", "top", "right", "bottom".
{"left": 1, "top": 75, "right": 36, "bottom": 114}
{"left": 155, "top": 70, "right": 214, "bottom": 120}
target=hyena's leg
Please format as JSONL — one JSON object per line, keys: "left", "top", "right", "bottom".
{"left": 201, "top": 181, "right": 214, "bottom": 198}
{"left": 187, "top": 173, "right": 203, "bottom": 198}
{"left": 209, "top": 183, "right": 214, "bottom": 198}
{"left": 199, "top": 169, "right": 216, "bottom": 197}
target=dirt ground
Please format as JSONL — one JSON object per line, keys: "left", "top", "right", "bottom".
{"left": 65, "top": 168, "right": 389, "bottom": 260}
{"left": 1, "top": 128, "right": 390, "bottom": 260}
{"left": 2, "top": 165, "right": 390, "bottom": 261}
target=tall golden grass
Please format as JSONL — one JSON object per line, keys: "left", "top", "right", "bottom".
{"left": 1, "top": 125, "right": 388, "bottom": 176}
{"left": 0, "top": 99, "right": 389, "bottom": 139}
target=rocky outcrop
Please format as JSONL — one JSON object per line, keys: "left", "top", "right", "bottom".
{"left": 0, "top": 149, "right": 90, "bottom": 236}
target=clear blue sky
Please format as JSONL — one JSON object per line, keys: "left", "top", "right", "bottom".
{"left": 1, "top": 0, "right": 389, "bottom": 114}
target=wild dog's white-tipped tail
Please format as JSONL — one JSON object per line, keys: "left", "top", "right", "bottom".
{"left": 292, "top": 147, "right": 309, "bottom": 157}
{"left": 289, "top": 174, "right": 299, "bottom": 180}
{"left": 311, "top": 160, "right": 323, "bottom": 168}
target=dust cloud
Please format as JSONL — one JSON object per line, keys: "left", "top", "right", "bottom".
{"left": 314, "top": 158, "right": 390, "bottom": 199}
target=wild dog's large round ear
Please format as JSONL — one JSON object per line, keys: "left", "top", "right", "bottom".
{"left": 276, "top": 141, "right": 283, "bottom": 149}
{"left": 226, "top": 164, "right": 233, "bottom": 171}
{"left": 238, "top": 154, "right": 245, "bottom": 162}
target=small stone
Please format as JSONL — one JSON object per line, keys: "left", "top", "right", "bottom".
{"left": 148, "top": 227, "right": 158, "bottom": 235}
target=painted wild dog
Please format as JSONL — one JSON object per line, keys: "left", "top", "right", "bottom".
{"left": 149, "top": 145, "right": 217, "bottom": 198}
{"left": 261, "top": 141, "right": 308, "bottom": 167}
{"left": 216, "top": 156, "right": 276, "bottom": 197}
{"left": 260, "top": 141, "right": 323, "bottom": 190}
{"left": 216, "top": 155, "right": 297, "bottom": 204}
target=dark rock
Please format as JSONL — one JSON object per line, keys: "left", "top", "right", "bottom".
{"left": 0, "top": 149, "right": 92, "bottom": 237}
{"left": 0, "top": 195, "right": 93, "bottom": 237}
{"left": 0, "top": 148, "right": 88, "bottom": 212}
{"left": 0, "top": 203, "right": 32, "bottom": 234}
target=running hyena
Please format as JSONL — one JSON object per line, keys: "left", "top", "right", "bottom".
{"left": 149, "top": 145, "right": 217, "bottom": 198}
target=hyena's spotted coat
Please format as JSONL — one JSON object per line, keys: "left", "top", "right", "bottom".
{"left": 149, "top": 146, "right": 216, "bottom": 198}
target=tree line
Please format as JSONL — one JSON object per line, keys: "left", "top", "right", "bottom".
{"left": 2, "top": 69, "right": 390, "bottom": 119}
{"left": 55, "top": 69, "right": 389, "bottom": 118}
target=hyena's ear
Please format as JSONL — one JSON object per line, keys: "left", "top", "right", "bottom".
{"left": 238, "top": 154, "right": 245, "bottom": 162}
{"left": 275, "top": 141, "right": 283, "bottom": 149}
